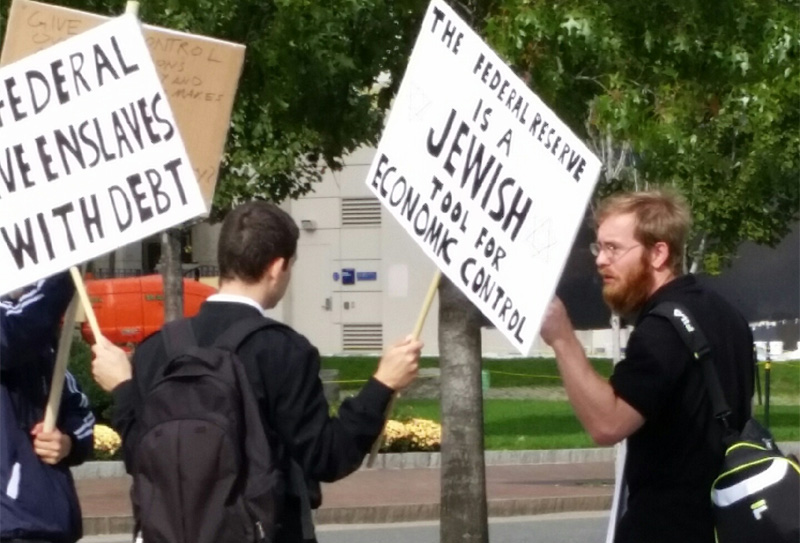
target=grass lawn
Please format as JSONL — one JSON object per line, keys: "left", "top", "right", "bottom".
{"left": 753, "top": 404, "right": 800, "bottom": 442}
{"left": 390, "top": 399, "right": 800, "bottom": 450}
{"left": 323, "top": 356, "right": 799, "bottom": 399}
{"left": 326, "top": 356, "right": 798, "bottom": 449}
{"left": 392, "top": 399, "right": 597, "bottom": 450}
{"left": 322, "top": 356, "right": 615, "bottom": 389}
{"left": 755, "top": 360, "right": 800, "bottom": 401}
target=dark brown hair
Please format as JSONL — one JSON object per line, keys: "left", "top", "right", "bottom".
{"left": 217, "top": 201, "right": 299, "bottom": 283}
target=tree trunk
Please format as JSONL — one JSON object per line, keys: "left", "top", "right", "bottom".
{"left": 689, "top": 235, "right": 705, "bottom": 274}
{"left": 161, "top": 228, "right": 184, "bottom": 323}
{"left": 439, "top": 275, "right": 488, "bottom": 543}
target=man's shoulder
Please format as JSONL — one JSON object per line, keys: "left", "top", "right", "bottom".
{"left": 666, "top": 281, "right": 747, "bottom": 331}
{"left": 644, "top": 276, "right": 743, "bottom": 320}
{"left": 627, "top": 311, "right": 687, "bottom": 360}
{"left": 135, "top": 328, "right": 167, "bottom": 357}
{"left": 634, "top": 281, "right": 750, "bottom": 354}
{"left": 247, "top": 317, "right": 315, "bottom": 353}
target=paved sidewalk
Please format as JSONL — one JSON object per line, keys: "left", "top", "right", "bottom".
{"left": 75, "top": 458, "right": 615, "bottom": 536}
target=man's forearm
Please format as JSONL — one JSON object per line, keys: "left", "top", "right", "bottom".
{"left": 551, "top": 334, "right": 630, "bottom": 446}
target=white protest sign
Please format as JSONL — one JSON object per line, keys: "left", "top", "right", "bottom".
{"left": 366, "top": 0, "right": 602, "bottom": 354}
{"left": 0, "top": 14, "right": 205, "bottom": 297}
{"left": 1, "top": 0, "right": 247, "bottom": 209}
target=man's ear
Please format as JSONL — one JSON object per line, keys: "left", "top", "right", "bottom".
{"left": 650, "top": 241, "right": 670, "bottom": 270}
{"left": 265, "top": 257, "right": 287, "bottom": 281}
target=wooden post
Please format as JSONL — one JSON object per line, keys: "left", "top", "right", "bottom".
{"left": 606, "top": 338, "right": 628, "bottom": 542}
{"left": 764, "top": 345, "right": 772, "bottom": 428}
{"left": 366, "top": 269, "right": 441, "bottom": 468}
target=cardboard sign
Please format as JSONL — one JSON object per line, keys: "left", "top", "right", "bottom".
{"left": 1, "top": 0, "right": 245, "bottom": 207}
{"left": 0, "top": 14, "right": 206, "bottom": 296}
{"left": 366, "top": 0, "right": 601, "bottom": 354}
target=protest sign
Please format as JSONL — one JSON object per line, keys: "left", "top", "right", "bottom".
{"left": 0, "top": 14, "right": 206, "bottom": 296}
{"left": 366, "top": 0, "right": 602, "bottom": 354}
{"left": 1, "top": 0, "right": 245, "bottom": 207}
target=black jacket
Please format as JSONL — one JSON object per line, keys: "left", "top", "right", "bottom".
{"left": 112, "top": 299, "right": 393, "bottom": 542}
{"left": 1, "top": 272, "right": 95, "bottom": 543}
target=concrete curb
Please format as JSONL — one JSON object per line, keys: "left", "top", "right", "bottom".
{"left": 72, "top": 448, "right": 618, "bottom": 479}
{"left": 312, "top": 495, "right": 613, "bottom": 525}
{"left": 74, "top": 449, "right": 620, "bottom": 535}
{"left": 81, "top": 494, "right": 615, "bottom": 535}
{"left": 83, "top": 495, "right": 612, "bottom": 536}
{"left": 74, "top": 443, "right": 800, "bottom": 536}
{"left": 487, "top": 495, "right": 614, "bottom": 519}
{"left": 83, "top": 517, "right": 135, "bottom": 538}
{"left": 73, "top": 462, "right": 128, "bottom": 480}
{"left": 72, "top": 442, "right": 799, "bottom": 479}
{"left": 362, "top": 447, "right": 617, "bottom": 470}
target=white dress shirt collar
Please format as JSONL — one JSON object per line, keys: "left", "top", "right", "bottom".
{"left": 206, "top": 293, "right": 267, "bottom": 316}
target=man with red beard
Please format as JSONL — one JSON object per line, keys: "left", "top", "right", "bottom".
{"left": 540, "top": 190, "right": 754, "bottom": 543}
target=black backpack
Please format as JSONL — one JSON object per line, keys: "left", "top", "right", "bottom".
{"left": 131, "top": 317, "right": 283, "bottom": 543}
{"left": 651, "top": 302, "right": 800, "bottom": 543}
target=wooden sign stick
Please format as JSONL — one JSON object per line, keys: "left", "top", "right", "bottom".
{"left": 42, "top": 294, "right": 79, "bottom": 432}
{"left": 42, "top": 2, "right": 139, "bottom": 434}
{"left": 366, "top": 269, "right": 441, "bottom": 468}
{"left": 69, "top": 266, "right": 102, "bottom": 341}
{"left": 43, "top": 1, "right": 138, "bottom": 432}
{"left": 42, "top": 266, "right": 102, "bottom": 431}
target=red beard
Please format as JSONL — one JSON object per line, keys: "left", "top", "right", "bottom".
{"left": 602, "top": 251, "right": 654, "bottom": 317}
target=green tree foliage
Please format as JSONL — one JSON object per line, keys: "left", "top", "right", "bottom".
{"left": 1, "top": 0, "right": 428, "bottom": 217}
{"left": 1, "top": 0, "right": 428, "bottom": 321}
{"left": 485, "top": 0, "right": 800, "bottom": 272}
{"left": 67, "top": 335, "right": 114, "bottom": 423}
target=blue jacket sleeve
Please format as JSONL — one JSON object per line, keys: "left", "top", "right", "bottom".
{"left": 0, "top": 272, "right": 74, "bottom": 370}
{"left": 58, "top": 370, "right": 96, "bottom": 466}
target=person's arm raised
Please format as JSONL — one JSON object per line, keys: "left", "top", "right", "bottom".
{"left": 540, "top": 297, "right": 644, "bottom": 445}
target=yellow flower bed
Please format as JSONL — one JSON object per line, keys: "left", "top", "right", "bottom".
{"left": 380, "top": 418, "right": 441, "bottom": 452}
{"left": 93, "top": 424, "right": 122, "bottom": 460}
{"left": 93, "top": 418, "right": 441, "bottom": 457}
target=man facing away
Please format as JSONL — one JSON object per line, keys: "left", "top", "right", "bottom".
{"left": 1, "top": 272, "right": 96, "bottom": 543}
{"left": 539, "top": 190, "right": 754, "bottom": 543}
{"left": 92, "top": 200, "right": 423, "bottom": 542}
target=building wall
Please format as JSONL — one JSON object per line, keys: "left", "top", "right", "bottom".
{"left": 90, "top": 144, "right": 798, "bottom": 358}
{"left": 191, "top": 221, "right": 219, "bottom": 267}
{"left": 92, "top": 146, "right": 639, "bottom": 358}
{"left": 278, "top": 146, "right": 556, "bottom": 357}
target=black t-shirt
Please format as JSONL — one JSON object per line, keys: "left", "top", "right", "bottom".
{"left": 609, "top": 275, "right": 754, "bottom": 543}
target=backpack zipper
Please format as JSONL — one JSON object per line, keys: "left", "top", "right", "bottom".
{"left": 255, "top": 520, "right": 266, "bottom": 542}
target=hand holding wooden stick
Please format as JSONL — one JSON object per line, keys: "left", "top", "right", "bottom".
{"left": 43, "top": 266, "right": 104, "bottom": 432}
{"left": 366, "top": 269, "right": 441, "bottom": 467}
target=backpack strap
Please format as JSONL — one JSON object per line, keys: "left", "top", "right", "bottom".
{"left": 649, "top": 302, "right": 733, "bottom": 430}
{"left": 162, "top": 319, "right": 198, "bottom": 360}
{"left": 213, "top": 316, "right": 277, "bottom": 352}
{"left": 213, "top": 315, "right": 317, "bottom": 541}
{"left": 289, "top": 460, "right": 317, "bottom": 541}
